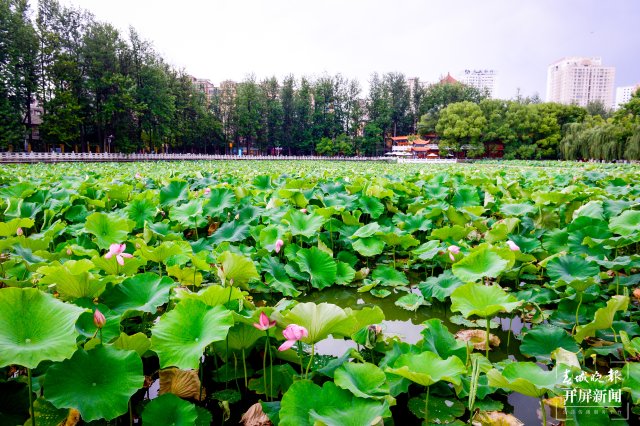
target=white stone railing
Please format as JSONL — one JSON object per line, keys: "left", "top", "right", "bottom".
{"left": 0, "top": 152, "right": 397, "bottom": 164}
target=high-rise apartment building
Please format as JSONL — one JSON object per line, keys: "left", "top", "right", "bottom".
{"left": 615, "top": 84, "right": 640, "bottom": 109}
{"left": 546, "top": 57, "right": 615, "bottom": 108}
{"left": 456, "top": 69, "right": 497, "bottom": 98}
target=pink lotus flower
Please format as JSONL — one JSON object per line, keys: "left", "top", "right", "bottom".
{"left": 16, "top": 227, "right": 23, "bottom": 236}
{"left": 253, "top": 312, "right": 276, "bottom": 331}
{"left": 275, "top": 239, "right": 284, "bottom": 253}
{"left": 93, "top": 309, "right": 106, "bottom": 329}
{"left": 278, "top": 324, "right": 308, "bottom": 351}
{"left": 135, "top": 172, "right": 142, "bottom": 179}
{"left": 66, "top": 247, "right": 72, "bottom": 256}
{"left": 447, "top": 245, "right": 460, "bottom": 261}
{"left": 300, "top": 208, "right": 307, "bottom": 214}
{"left": 204, "top": 188, "right": 211, "bottom": 196}
{"left": 507, "top": 240, "right": 520, "bottom": 251}
{"left": 104, "top": 243, "right": 133, "bottom": 266}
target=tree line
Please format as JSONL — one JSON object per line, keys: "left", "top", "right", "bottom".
{"left": 2, "top": 0, "right": 639, "bottom": 159}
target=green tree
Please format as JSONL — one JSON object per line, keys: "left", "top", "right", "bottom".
{"left": 435, "top": 101, "right": 486, "bottom": 157}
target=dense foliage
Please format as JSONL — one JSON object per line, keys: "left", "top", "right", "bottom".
{"left": 1, "top": 160, "right": 639, "bottom": 425}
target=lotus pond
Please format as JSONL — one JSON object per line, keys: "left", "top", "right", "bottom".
{"left": 0, "top": 160, "right": 639, "bottom": 426}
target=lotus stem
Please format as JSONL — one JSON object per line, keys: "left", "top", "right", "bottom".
{"left": 507, "top": 315, "right": 513, "bottom": 356}
{"left": 296, "top": 341, "right": 304, "bottom": 376}
{"left": 129, "top": 399, "right": 133, "bottom": 426}
{"left": 485, "top": 318, "right": 491, "bottom": 359}
{"left": 241, "top": 348, "right": 248, "bottom": 388}
{"left": 574, "top": 292, "right": 583, "bottom": 334}
{"left": 199, "top": 356, "right": 204, "bottom": 401}
{"left": 424, "top": 385, "right": 430, "bottom": 424}
{"left": 540, "top": 397, "right": 547, "bottom": 426}
{"left": 193, "top": 217, "right": 198, "bottom": 240}
{"left": 27, "top": 368, "right": 35, "bottom": 426}
{"left": 305, "top": 344, "right": 315, "bottom": 379}
{"left": 263, "top": 336, "right": 268, "bottom": 399}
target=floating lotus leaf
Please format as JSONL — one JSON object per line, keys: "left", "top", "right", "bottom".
{"left": 486, "top": 362, "right": 560, "bottom": 398}
{"left": 216, "top": 251, "right": 259, "bottom": 288}
{"left": 609, "top": 210, "right": 640, "bottom": 236}
{"left": 385, "top": 351, "right": 466, "bottom": 387}
{"left": 372, "top": 265, "right": 408, "bottom": 287}
{"left": 279, "top": 380, "right": 390, "bottom": 426}
{"left": 519, "top": 324, "right": 579, "bottom": 361}
{"left": 45, "top": 346, "right": 143, "bottom": 421}
{"left": 141, "top": 393, "right": 201, "bottom": 425}
{"left": 450, "top": 283, "right": 521, "bottom": 319}
{"left": 283, "top": 302, "right": 348, "bottom": 344}
{"left": 575, "top": 295, "right": 629, "bottom": 343}
{"left": 295, "top": 247, "right": 337, "bottom": 290}
{"left": 151, "top": 299, "right": 234, "bottom": 369}
{"left": 452, "top": 246, "right": 509, "bottom": 283}
{"left": 394, "top": 293, "right": 428, "bottom": 311}
{"left": 0, "top": 288, "right": 85, "bottom": 368}
{"left": 420, "top": 319, "right": 467, "bottom": 361}
{"left": 83, "top": 212, "right": 134, "bottom": 250}
{"left": 333, "top": 362, "right": 389, "bottom": 399}
{"left": 101, "top": 272, "right": 175, "bottom": 315}
{"left": 159, "top": 368, "right": 204, "bottom": 400}
{"left": 456, "top": 329, "right": 500, "bottom": 352}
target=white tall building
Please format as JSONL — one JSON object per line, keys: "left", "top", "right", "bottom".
{"left": 615, "top": 84, "right": 640, "bottom": 109}
{"left": 546, "top": 57, "right": 615, "bottom": 108}
{"left": 456, "top": 69, "right": 497, "bottom": 98}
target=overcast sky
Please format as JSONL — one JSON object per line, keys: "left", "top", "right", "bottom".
{"left": 56, "top": 0, "right": 639, "bottom": 100}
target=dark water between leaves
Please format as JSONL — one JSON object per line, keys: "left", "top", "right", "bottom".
{"left": 300, "top": 287, "right": 549, "bottom": 426}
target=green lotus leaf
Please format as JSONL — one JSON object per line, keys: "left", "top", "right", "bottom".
{"left": 279, "top": 380, "right": 390, "bottom": 426}
{"left": 0, "top": 288, "right": 85, "bottom": 368}
{"left": 37, "top": 259, "right": 104, "bottom": 300}
{"left": 575, "top": 295, "right": 629, "bottom": 343}
{"left": 202, "top": 187, "right": 236, "bottom": 218}
{"left": 452, "top": 246, "right": 509, "bottom": 283}
{"left": 151, "top": 299, "right": 234, "bottom": 369}
{"left": 394, "top": 293, "right": 428, "bottom": 311}
{"left": 166, "top": 265, "right": 202, "bottom": 287}
{"left": 101, "top": 272, "right": 175, "bottom": 315}
{"left": 261, "top": 257, "right": 301, "bottom": 297}
{"left": 295, "top": 247, "right": 337, "bottom": 290}
{"left": 450, "top": 283, "right": 521, "bottom": 319}
{"left": 609, "top": 210, "right": 640, "bottom": 236}
{"left": 420, "top": 319, "right": 467, "bottom": 361}
{"left": 136, "top": 240, "right": 190, "bottom": 264}
{"left": 124, "top": 196, "right": 157, "bottom": 229}
{"left": 519, "top": 324, "right": 580, "bottom": 361}
{"left": 430, "top": 225, "right": 469, "bottom": 242}
{"left": 372, "top": 265, "right": 408, "bottom": 287}
{"left": 338, "top": 305, "right": 385, "bottom": 337}
{"left": 507, "top": 234, "right": 540, "bottom": 253}
{"left": 170, "top": 199, "right": 205, "bottom": 227}
{"left": 622, "top": 362, "right": 640, "bottom": 404}
{"left": 22, "top": 397, "right": 69, "bottom": 426}
{"left": 0, "top": 218, "right": 34, "bottom": 237}
{"left": 385, "top": 351, "right": 466, "bottom": 387}
{"left": 83, "top": 212, "right": 134, "bottom": 250}
{"left": 352, "top": 237, "right": 385, "bottom": 257}
{"left": 487, "top": 362, "right": 562, "bottom": 398}
{"left": 334, "top": 362, "right": 389, "bottom": 399}
{"left": 418, "top": 270, "right": 463, "bottom": 302}
{"left": 335, "top": 261, "right": 356, "bottom": 285}
{"left": 284, "top": 209, "right": 325, "bottom": 238}
{"left": 75, "top": 303, "right": 121, "bottom": 343}
{"left": 350, "top": 222, "right": 381, "bottom": 239}
{"left": 258, "top": 225, "right": 283, "bottom": 251}
{"left": 210, "top": 221, "right": 250, "bottom": 245}
{"left": 283, "top": 302, "right": 348, "bottom": 344}
{"left": 159, "top": 180, "right": 189, "bottom": 207}
{"left": 413, "top": 240, "right": 441, "bottom": 260}
{"left": 45, "top": 345, "right": 143, "bottom": 421}
{"left": 546, "top": 255, "right": 600, "bottom": 289}
{"left": 216, "top": 321, "right": 265, "bottom": 354}
{"left": 358, "top": 195, "right": 385, "bottom": 219}
{"left": 216, "top": 251, "right": 259, "bottom": 288}
{"left": 248, "top": 364, "right": 297, "bottom": 398}
{"left": 90, "top": 253, "right": 146, "bottom": 276}
{"left": 408, "top": 394, "right": 465, "bottom": 423}
{"left": 452, "top": 186, "right": 480, "bottom": 208}
{"left": 499, "top": 203, "right": 536, "bottom": 217}
{"left": 111, "top": 332, "right": 151, "bottom": 356}
{"left": 369, "top": 288, "right": 391, "bottom": 298}
{"left": 141, "top": 393, "right": 199, "bottom": 425}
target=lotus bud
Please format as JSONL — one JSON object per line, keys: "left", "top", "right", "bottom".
{"left": 633, "top": 287, "right": 640, "bottom": 302}
{"left": 93, "top": 309, "right": 106, "bottom": 329}
{"left": 506, "top": 240, "right": 520, "bottom": 251}
{"left": 234, "top": 214, "right": 239, "bottom": 220}
{"left": 16, "top": 227, "right": 23, "bottom": 236}
{"left": 135, "top": 172, "right": 142, "bottom": 179}
{"left": 300, "top": 208, "right": 307, "bottom": 214}
{"left": 204, "top": 188, "right": 211, "bottom": 196}
{"left": 66, "top": 247, "right": 72, "bottom": 256}
{"left": 275, "top": 239, "right": 284, "bottom": 253}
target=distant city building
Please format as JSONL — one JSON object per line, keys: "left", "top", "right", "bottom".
{"left": 615, "top": 84, "right": 640, "bottom": 109}
{"left": 439, "top": 73, "right": 458, "bottom": 85}
{"left": 546, "top": 57, "right": 615, "bottom": 108}
{"left": 190, "top": 76, "right": 218, "bottom": 105}
{"left": 456, "top": 69, "right": 497, "bottom": 98}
